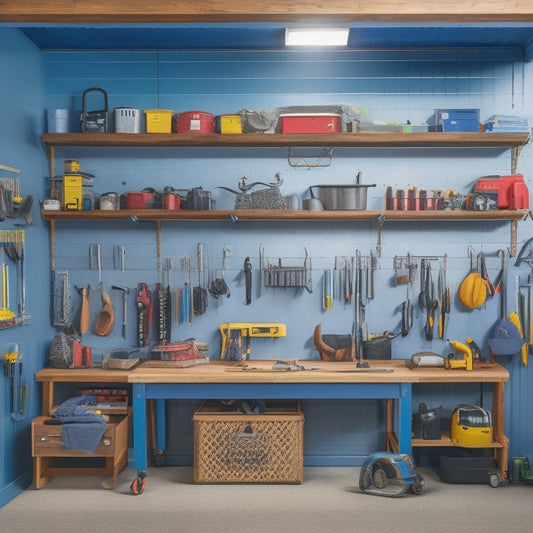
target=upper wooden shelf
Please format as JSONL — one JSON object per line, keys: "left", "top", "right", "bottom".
{"left": 41, "top": 208, "right": 528, "bottom": 222}
{"left": 42, "top": 132, "right": 530, "bottom": 149}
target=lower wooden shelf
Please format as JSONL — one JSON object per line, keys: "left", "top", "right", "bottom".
{"left": 32, "top": 414, "right": 128, "bottom": 489}
{"left": 411, "top": 434, "right": 505, "bottom": 448}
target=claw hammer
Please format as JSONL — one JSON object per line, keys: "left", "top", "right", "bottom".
{"left": 112, "top": 285, "right": 129, "bottom": 340}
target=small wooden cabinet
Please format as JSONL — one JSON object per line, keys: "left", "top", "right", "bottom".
{"left": 32, "top": 414, "right": 128, "bottom": 489}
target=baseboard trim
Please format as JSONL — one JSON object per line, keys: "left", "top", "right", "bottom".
{"left": 0, "top": 468, "right": 33, "bottom": 508}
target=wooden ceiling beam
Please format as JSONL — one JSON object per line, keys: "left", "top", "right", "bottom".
{"left": 1, "top": 1, "right": 533, "bottom": 23}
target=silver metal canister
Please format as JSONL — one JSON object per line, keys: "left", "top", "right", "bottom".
{"left": 98, "top": 192, "right": 120, "bottom": 210}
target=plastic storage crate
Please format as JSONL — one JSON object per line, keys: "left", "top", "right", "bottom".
{"left": 193, "top": 400, "right": 304, "bottom": 483}
{"left": 429, "top": 109, "right": 480, "bottom": 132}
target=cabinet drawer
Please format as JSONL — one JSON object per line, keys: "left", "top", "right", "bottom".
{"left": 32, "top": 415, "right": 126, "bottom": 458}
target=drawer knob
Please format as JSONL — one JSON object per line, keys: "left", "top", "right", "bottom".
{"left": 103, "top": 439, "right": 111, "bottom": 446}
{"left": 40, "top": 437, "right": 47, "bottom": 442}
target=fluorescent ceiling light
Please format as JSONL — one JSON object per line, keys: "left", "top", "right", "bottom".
{"left": 285, "top": 28, "right": 349, "bottom": 47}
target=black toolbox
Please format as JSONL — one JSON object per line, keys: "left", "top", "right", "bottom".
{"left": 439, "top": 450, "right": 499, "bottom": 484}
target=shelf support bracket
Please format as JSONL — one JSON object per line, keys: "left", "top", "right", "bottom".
{"left": 49, "top": 146, "right": 55, "bottom": 179}
{"left": 376, "top": 215, "right": 385, "bottom": 257}
{"left": 156, "top": 220, "right": 161, "bottom": 271}
{"left": 288, "top": 147, "right": 333, "bottom": 168}
{"left": 511, "top": 145, "right": 523, "bottom": 175}
{"left": 510, "top": 219, "right": 517, "bottom": 257}
{"left": 50, "top": 219, "right": 55, "bottom": 271}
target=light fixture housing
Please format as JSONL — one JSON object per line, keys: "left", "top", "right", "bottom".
{"left": 285, "top": 27, "right": 349, "bottom": 47}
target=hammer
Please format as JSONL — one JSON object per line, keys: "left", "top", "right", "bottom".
{"left": 112, "top": 285, "right": 130, "bottom": 340}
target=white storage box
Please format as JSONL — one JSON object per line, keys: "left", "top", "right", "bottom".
{"left": 114, "top": 107, "right": 140, "bottom": 133}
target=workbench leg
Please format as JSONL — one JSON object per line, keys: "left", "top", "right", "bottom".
{"left": 397, "top": 383, "right": 412, "bottom": 457}
{"left": 33, "top": 457, "right": 51, "bottom": 489}
{"left": 493, "top": 381, "right": 508, "bottom": 480}
{"left": 41, "top": 381, "right": 53, "bottom": 416}
{"left": 154, "top": 398, "right": 166, "bottom": 466}
{"left": 131, "top": 383, "right": 148, "bottom": 494}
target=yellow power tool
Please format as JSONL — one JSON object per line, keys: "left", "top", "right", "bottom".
{"left": 445, "top": 339, "right": 473, "bottom": 371}
{"left": 219, "top": 323, "right": 286, "bottom": 361}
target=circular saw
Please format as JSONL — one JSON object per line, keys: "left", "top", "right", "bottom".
{"left": 359, "top": 452, "right": 425, "bottom": 497}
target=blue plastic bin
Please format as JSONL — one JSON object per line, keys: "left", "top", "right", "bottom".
{"left": 429, "top": 108, "right": 480, "bottom": 132}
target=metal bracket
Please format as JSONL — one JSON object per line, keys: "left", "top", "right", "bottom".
{"left": 288, "top": 147, "right": 333, "bottom": 168}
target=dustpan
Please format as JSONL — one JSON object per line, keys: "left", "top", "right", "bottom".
{"left": 94, "top": 290, "right": 114, "bottom": 336}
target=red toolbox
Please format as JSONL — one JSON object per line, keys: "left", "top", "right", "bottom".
{"left": 472, "top": 174, "right": 529, "bottom": 210}
{"left": 126, "top": 191, "right": 154, "bottom": 209}
{"left": 277, "top": 113, "right": 341, "bottom": 134}
{"left": 176, "top": 111, "right": 214, "bottom": 133}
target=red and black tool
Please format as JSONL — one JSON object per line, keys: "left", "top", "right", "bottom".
{"left": 137, "top": 283, "right": 152, "bottom": 347}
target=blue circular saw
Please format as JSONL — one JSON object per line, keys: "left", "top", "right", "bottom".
{"left": 359, "top": 452, "right": 425, "bottom": 497}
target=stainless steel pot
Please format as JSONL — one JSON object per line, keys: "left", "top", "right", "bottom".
{"left": 309, "top": 182, "right": 376, "bottom": 210}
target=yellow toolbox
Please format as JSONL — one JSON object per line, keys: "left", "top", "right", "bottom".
{"left": 215, "top": 114, "right": 242, "bottom": 134}
{"left": 62, "top": 174, "right": 83, "bottom": 210}
{"left": 144, "top": 109, "right": 173, "bottom": 133}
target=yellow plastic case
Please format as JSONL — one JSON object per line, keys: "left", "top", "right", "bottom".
{"left": 451, "top": 405, "right": 493, "bottom": 447}
{"left": 62, "top": 175, "right": 83, "bottom": 210}
{"left": 215, "top": 114, "right": 242, "bottom": 134}
{"left": 144, "top": 109, "right": 173, "bottom": 133}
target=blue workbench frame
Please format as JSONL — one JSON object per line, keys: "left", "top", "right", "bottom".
{"left": 132, "top": 382, "right": 412, "bottom": 477}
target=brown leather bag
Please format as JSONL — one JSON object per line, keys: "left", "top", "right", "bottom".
{"left": 313, "top": 324, "right": 355, "bottom": 361}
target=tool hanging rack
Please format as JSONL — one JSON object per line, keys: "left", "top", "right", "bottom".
{"left": 260, "top": 245, "right": 313, "bottom": 293}
{"left": 0, "top": 229, "right": 30, "bottom": 327}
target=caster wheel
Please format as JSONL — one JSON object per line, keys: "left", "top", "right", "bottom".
{"left": 489, "top": 473, "right": 502, "bottom": 488}
{"left": 130, "top": 473, "right": 147, "bottom": 495}
{"left": 154, "top": 453, "right": 164, "bottom": 467}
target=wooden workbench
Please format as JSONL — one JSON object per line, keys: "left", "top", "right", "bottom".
{"left": 126, "top": 359, "right": 508, "bottom": 383}
{"left": 35, "top": 359, "right": 509, "bottom": 492}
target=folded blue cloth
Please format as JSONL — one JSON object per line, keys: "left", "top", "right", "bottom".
{"left": 53, "top": 395, "right": 106, "bottom": 453}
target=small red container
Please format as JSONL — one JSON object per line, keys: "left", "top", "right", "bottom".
{"left": 163, "top": 192, "right": 181, "bottom": 210}
{"left": 176, "top": 111, "right": 214, "bottom": 134}
{"left": 126, "top": 191, "right": 154, "bottom": 209}
{"left": 278, "top": 113, "right": 341, "bottom": 134}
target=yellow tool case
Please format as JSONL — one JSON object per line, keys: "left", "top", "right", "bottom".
{"left": 451, "top": 405, "right": 493, "bottom": 447}
{"left": 62, "top": 174, "right": 83, "bottom": 210}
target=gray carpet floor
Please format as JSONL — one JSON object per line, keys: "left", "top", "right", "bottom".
{"left": 1, "top": 466, "right": 532, "bottom": 533}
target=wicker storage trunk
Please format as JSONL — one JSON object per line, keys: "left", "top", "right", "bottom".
{"left": 193, "top": 400, "right": 304, "bottom": 483}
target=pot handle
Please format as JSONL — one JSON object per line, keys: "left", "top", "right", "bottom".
{"left": 309, "top": 186, "right": 318, "bottom": 199}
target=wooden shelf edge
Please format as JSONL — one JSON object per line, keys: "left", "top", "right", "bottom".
{"left": 40, "top": 207, "right": 528, "bottom": 222}
{"left": 42, "top": 132, "right": 530, "bottom": 148}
